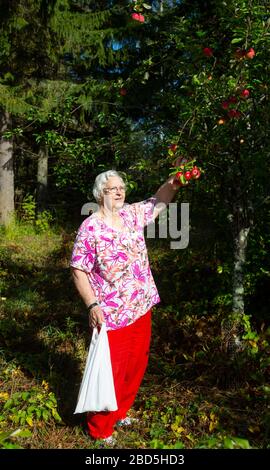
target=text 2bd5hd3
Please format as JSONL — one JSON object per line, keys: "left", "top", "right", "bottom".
{"left": 127, "top": 454, "right": 184, "bottom": 465}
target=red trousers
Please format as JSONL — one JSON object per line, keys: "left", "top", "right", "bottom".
{"left": 87, "top": 310, "right": 152, "bottom": 439}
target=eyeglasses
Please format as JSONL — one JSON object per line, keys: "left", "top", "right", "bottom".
{"left": 103, "top": 186, "right": 126, "bottom": 194}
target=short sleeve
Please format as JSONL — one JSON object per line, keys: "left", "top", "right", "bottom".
{"left": 132, "top": 197, "right": 158, "bottom": 227}
{"left": 70, "top": 221, "right": 96, "bottom": 273}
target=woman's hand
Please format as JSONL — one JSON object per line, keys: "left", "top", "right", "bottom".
{"left": 170, "top": 156, "right": 194, "bottom": 189}
{"left": 167, "top": 174, "right": 182, "bottom": 191}
{"left": 88, "top": 305, "right": 105, "bottom": 329}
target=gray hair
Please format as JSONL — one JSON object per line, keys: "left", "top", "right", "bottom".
{"left": 92, "top": 170, "right": 125, "bottom": 203}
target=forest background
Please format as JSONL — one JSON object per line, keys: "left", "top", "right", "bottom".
{"left": 0, "top": 0, "right": 270, "bottom": 450}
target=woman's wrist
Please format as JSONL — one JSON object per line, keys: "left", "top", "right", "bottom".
{"left": 87, "top": 300, "right": 99, "bottom": 312}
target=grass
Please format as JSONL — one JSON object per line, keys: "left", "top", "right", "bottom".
{"left": 0, "top": 222, "right": 269, "bottom": 449}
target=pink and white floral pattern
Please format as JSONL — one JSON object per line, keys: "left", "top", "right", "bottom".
{"left": 70, "top": 198, "right": 160, "bottom": 330}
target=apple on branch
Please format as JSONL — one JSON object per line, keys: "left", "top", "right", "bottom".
{"left": 203, "top": 47, "right": 214, "bottom": 57}
{"left": 240, "top": 89, "right": 250, "bottom": 98}
{"left": 246, "top": 47, "right": 255, "bottom": 59}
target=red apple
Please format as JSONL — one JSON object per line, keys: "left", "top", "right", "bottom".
{"left": 131, "top": 13, "right": 140, "bottom": 21}
{"left": 246, "top": 47, "right": 255, "bottom": 59}
{"left": 169, "top": 144, "right": 178, "bottom": 152}
{"left": 203, "top": 47, "right": 213, "bottom": 57}
{"left": 221, "top": 101, "right": 229, "bottom": 109}
{"left": 191, "top": 167, "right": 201, "bottom": 179}
{"left": 184, "top": 171, "right": 192, "bottom": 181}
{"left": 119, "top": 88, "right": 127, "bottom": 96}
{"left": 240, "top": 89, "right": 250, "bottom": 98}
{"left": 228, "top": 109, "right": 241, "bottom": 118}
{"left": 228, "top": 96, "right": 238, "bottom": 104}
{"left": 175, "top": 171, "right": 188, "bottom": 185}
{"left": 131, "top": 13, "right": 145, "bottom": 22}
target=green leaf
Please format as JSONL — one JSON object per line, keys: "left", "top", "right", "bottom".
{"left": 233, "top": 437, "right": 251, "bottom": 449}
{"left": 2, "top": 442, "right": 23, "bottom": 449}
{"left": 21, "top": 392, "right": 29, "bottom": 401}
{"left": 0, "top": 431, "right": 12, "bottom": 443}
{"left": 231, "top": 38, "right": 243, "bottom": 44}
{"left": 223, "top": 437, "right": 234, "bottom": 449}
{"left": 143, "top": 4, "right": 152, "bottom": 9}
{"left": 3, "top": 399, "right": 13, "bottom": 410}
{"left": 192, "top": 75, "right": 201, "bottom": 86}
{"left": 52, "top": 409, "right": 62, "bottom": 422}
{"left": 196, "top": 31, "right": 206, "bottom": 38}
{"left": 45, "top": 401, "right": 54, "bottom": 410}
{"left": 13, "top": 17, "right": 29, "bottom": 30}
{"left": 224, "top": 436, "right": 251, "bottom": 449}
{"left": 42, "top": 410, "right": 49, "bottom": 421}
{"left": 174, "top": 441, "right": 185, "bottom": 449}
{"left": 15, "top": 429, "right": 32, "bottom": 438}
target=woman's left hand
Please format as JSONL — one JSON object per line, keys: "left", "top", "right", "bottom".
{"left": 88, "top": 305, "right": 105, "bottom": 329}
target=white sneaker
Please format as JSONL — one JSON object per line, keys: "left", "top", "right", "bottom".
{"left": 117, "top": 417, "right": 139, "bottom": 426}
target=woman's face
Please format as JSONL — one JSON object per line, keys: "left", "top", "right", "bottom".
{"left": 102, "top": 176, "right": 126, "bottom": 211}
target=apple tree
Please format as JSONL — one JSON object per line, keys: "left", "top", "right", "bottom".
{"left": 124, "top": 0, "right": 270, "bottom": 353}
{"left": 164, "top": 0, "right": 270, "bottom": 351}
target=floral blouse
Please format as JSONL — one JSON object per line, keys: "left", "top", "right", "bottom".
{"left": 70, "top": 197, "right": 160, "bottom": 330}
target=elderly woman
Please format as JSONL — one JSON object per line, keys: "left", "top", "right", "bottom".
{"left": 70, "top": 169, "right": 181, "bottom": 444}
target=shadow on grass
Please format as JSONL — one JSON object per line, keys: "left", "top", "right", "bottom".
{"left": 0, "top": 235, "right": 90, "bottom": 428}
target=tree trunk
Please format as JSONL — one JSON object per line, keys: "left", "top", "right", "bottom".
{"left": 222, "top": 200, "right": 251, "bottom": 360}
{"left": 232, "top": 225, "right": 250, "bottom": 315}
{"left": 0, "top": 111, "right": 15, "bottom": 226}
{"left": 219, "top": 205, "right": 250, "bottom": 387}
{"left": 37, "top": 145, "right": 48, "bottom": 212}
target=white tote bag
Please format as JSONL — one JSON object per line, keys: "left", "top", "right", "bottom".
{"left": 74, "top": 323, "right": 118, "bottom": 413}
